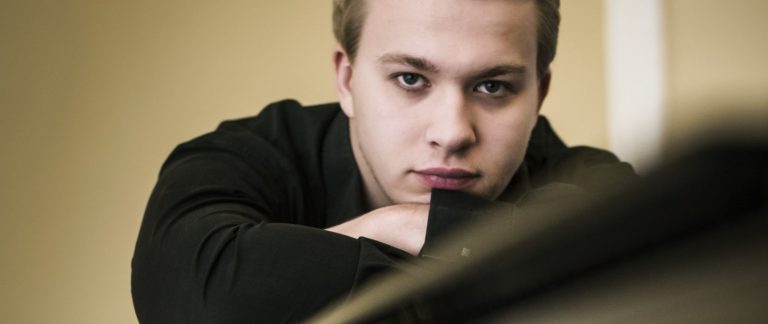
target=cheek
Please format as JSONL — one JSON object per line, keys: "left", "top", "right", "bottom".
{"left": 352, "top": 99, "right": 422, "bottom": 163}
{"left": 478, "top": 109, "right": 537, "bottom": 168}
{"left": 477, "top": 122, "right": 532, "bottom": 199}
{"left": 352, "top": 84, "right": 424, "bottom": 143}
{"left": 486, "top": 130, "right": 528, "bottom": 169}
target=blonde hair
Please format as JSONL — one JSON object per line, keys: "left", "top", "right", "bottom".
{"left": 332, "top": 0, "right": 561, "bottom": 78}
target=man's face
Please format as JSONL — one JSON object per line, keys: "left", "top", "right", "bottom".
{"left": 335, "top": 0, "right": 545, "bottom": 208}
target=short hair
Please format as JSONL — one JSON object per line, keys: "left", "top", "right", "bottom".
{"left": 332, "top": 0, "right": 561, "bottom": 78}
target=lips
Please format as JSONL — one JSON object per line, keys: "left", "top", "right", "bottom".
{"left": 413, "top": 168, "right": 480, "bottom": 190}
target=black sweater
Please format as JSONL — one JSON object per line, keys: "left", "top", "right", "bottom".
{"left": 131, "top": 100, "right": 635, "bottom": 323}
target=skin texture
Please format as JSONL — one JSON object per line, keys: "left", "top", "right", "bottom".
{"left": 327, "top": 204, "right": 429, "bottom": 256}
{"left": 328, "top": 0, "right": 550, "bottom": 254}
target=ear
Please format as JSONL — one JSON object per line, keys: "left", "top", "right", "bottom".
{"left": 536, "top": 70, "right": 552, "bottom": 113}
{"left": 333, "top": 44, "right": 355, "bottom": 118}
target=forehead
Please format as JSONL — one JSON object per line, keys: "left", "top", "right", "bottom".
{"left": 358, "top": 0, "right": 538, "bottom": 70}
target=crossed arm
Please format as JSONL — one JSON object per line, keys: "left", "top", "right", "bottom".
{"left": 327, "top": 204, "right": 430, "bottom": 256}
{"left": 132, "top": 145, "right": 432, "bottom": 323}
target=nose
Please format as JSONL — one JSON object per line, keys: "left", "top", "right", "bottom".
{"left": 424, "top": 92, "right": 477, "bottom": 154}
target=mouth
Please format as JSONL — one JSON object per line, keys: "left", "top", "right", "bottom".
{"left": 412, "top": 168, "right": 480, "bottom": 190}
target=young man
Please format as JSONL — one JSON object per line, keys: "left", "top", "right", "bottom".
{"left": 132, "top": 0, "right": 633, "bottom": 322}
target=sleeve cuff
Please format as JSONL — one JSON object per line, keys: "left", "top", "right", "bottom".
{"left": 420, "top": 189, "right": 514, "bottom": 261}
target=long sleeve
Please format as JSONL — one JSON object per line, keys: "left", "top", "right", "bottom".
{"left": 131, "top": 104, "right": 411, "bottom": 323}
{"left": 132, "top": 103, "right": 637, "bottom": 322}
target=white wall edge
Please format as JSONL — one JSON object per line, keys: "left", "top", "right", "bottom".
{"left": 604, "top": 0, "right": 666, "bottom": 173}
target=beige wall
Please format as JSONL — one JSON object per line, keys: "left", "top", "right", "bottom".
{"left": 1, "top": 1, "right": 337, "bottom": 323}
{"left": 546, "top": 0, "right": 609, "bottom": 148}
{"left": 10, "top": 1, "right": 766, "bottom": 323}
{"left": 664, "top": 0, "right": 768, "bottom": 145}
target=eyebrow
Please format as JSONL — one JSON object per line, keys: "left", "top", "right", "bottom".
{"left": 378, "top": 53, "right": 527, "bottom": 78}
{"left": 472, "top": 65, "right": 527, "bottom": 80}
{"left": 378, "top": 53, "right": 440, "bottom": 73}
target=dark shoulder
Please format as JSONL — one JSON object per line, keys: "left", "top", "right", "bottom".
{"left": 164, "top": 100, "right": 342, "bottom": 174}
{"left": 218, "top": 99, "right": 341, "bottom": 151}
{"left": 526, "top": 116, "right": 637, "bottom": 192}
{"left": 199, "top": 99, "right": 341, "bottom": 154}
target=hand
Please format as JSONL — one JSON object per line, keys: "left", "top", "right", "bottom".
{"left": 326, "top": 204, "right": 429, "bottom": 256}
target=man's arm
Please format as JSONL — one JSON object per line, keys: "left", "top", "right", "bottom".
{"left": 131, "top": 137, "right": 413, "bottom": 323}
{"left": 327, "top": 204, "right": 429, "bottom": 256}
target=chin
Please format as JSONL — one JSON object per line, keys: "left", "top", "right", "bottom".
{"left": 395, "top": 191, "right": 432, "bottom": 205}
